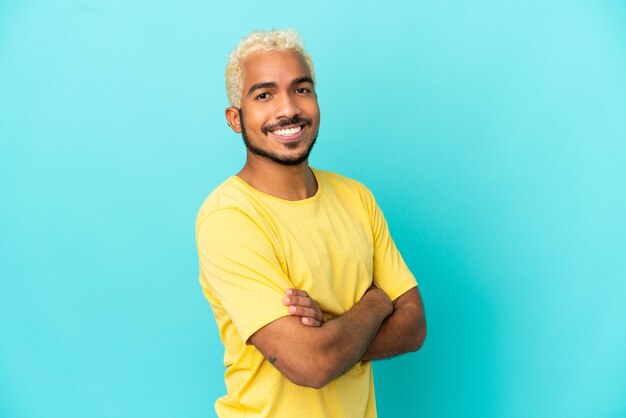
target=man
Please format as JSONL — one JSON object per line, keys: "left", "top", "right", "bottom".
{"left": 196, "top": 29, "right": 426, "bottom": 418}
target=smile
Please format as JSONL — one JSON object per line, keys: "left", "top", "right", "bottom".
{"left": 269, "top": 125, "right": 305, "bottom": 140}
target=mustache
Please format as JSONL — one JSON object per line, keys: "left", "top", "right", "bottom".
{"left": 262, "top": 116, "right": 311, "bottom": 135}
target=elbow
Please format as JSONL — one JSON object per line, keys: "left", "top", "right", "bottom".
{"left": 283, "top": 355, "right": 336, "bottom": 389}
{"left": 258, "top": 320, "right": 351, "bottom": 389}
{"left": 404, "top": 301, "right": 427, "bottom": 352}
{"left": 410, "top": 320, "right": 427, "bottom": 352}
{"left": 283, "top": 364, "right": 335, "bottom": 389}
{"left": 295, "top": 374, "right": 332, "bottom": 390}
{"left": 302, "top": 366, "right": 334, "bottom": 389}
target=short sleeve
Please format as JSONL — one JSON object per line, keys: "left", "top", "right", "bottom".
{"left": 196, "top": 208, "right": 292, "bottom": 342}
{"left": 364, "top": 188, "right": 418, "bottom": 301}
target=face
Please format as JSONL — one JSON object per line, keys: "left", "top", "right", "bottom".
{"left": 226, "top": 50, "right": 320, "bottom": 166}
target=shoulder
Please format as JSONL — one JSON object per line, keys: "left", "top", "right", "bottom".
{"left": 315, "top": 169, "right": 372, "bottom": 195}
{"left": 195, "top": 177, "right": 258, "bottom": 234}
{"left": 314, "top": 168, "right": 376, "bottom": 204}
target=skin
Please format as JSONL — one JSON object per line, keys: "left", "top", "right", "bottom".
{"left": 254, "top": 287, "right": 393, "bottom": 389}
{"left": 224, "top": 49, "right": 426, "bottom": 388}
{"left": 225, "top": 49, "right": 320, "bottom": 201}
{"left": 284, "top": 287, "right": 427, "bottom": 361}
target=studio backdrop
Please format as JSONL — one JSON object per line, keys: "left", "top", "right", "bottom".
{"left": 1, "top": 1, "right": 625, "bottom": 417}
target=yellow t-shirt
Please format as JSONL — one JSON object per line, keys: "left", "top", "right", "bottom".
{"left": 196, "top": 168, "right": 417, "bottom": 418}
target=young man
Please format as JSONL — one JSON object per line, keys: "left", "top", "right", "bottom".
{"left": 196, "top": 29, "right": 426, "bottom": 418}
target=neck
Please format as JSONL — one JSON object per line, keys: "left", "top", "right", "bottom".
{"left": 237, "top": 154, "right": 318, "bottom": 201}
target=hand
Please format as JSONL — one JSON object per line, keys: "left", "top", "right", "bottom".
{"left": 283, "top": 289, "right": 323, "bottom": 327}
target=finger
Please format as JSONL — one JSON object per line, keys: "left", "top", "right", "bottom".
{"left": 287, "top": 305, "right": 320, "bottom": 319}
{"left": 285, "top": 288, "right": 309, "bottom": 297}
{"left": 288, "top": 307, "right": 323, "bottom": 324}
{"left": 301, "top": 316, "right": 322, "bottom": 327}
{"left": 282, "top": 295, "right": 314, "bottom": 308}
{"left": 286, "top": 297, "right": 323, "bottom": 322}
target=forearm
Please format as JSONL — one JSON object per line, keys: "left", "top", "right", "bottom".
{"left": 316, "top": 288, "right": 393, "bottom": 382}
{"left": 251, "top": 288, "right": 392, "bottom": 388}
{"left": 361, "top": 287, "right": 426, "bottom": 361}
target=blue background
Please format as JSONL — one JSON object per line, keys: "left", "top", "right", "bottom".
{"left": 1, "top": 1, "right": 625, "bottom": 417}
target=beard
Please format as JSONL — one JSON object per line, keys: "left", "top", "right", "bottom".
{"left": 239, "top": 109, "right": 318, "bottom": 166}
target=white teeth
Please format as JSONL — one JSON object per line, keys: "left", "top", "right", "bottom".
{"left": 272, "top": 126, "right": 302, "bottom": 137}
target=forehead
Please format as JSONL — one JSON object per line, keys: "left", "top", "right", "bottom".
{"left": 241, "top": 50, "right": 311, "bottom": 88}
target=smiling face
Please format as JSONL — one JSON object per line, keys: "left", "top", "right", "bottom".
{"left": 226, "top": 49, "right": 320, "bottom": 166}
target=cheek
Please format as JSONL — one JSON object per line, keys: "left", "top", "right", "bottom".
{"left": 242, "top": 113, "right": 265, "bottom": 131}
{"left": 303, "top": 102, "right": 320, "bottom": 121}
{"left": 247, "top": 106, "right": 272, "bottom": 124}
{"left": 312, "top": 108, "right": 321, "bottom": 127}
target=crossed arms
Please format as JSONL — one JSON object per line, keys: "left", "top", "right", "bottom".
{"left": 249, "top": 285, "right": 426, "bottom": 389}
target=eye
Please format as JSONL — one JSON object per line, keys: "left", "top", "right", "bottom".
{"left": 255, "top": 92, "right": 271, "bottom": 100}
{"left": 295, "top": 87, "right": 311, "bottom": 94}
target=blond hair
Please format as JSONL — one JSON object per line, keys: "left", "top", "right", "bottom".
{"left": 225, "top": 29, "right": 315, "bottom": 108}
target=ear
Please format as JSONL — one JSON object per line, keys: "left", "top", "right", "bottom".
{"left": 225, "top": 107, "right": 242, "bottom": 133}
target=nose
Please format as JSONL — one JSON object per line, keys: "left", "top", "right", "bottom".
{"left": 274, "top": 92, "right": 301, "bottom": 119}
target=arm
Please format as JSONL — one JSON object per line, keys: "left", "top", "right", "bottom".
{"left": 249, "top": 287, "right": 393, "bottom": 389}
{"left": 285, "top": 286, "right": 427, "bottom": 361}
{"left": 361, "top": 286, "right": 426, "bottom": 361}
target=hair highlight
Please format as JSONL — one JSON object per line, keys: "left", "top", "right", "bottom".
{"left": 225, "top": 29, "right": 315, "bottom": 108}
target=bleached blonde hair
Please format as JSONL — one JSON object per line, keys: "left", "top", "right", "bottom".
{"left": 225, "top": 29, "right": 315, "bottom": 108}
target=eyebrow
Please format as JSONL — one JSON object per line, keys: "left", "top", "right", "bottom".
{"left": 247, "top": 82, "right": 278, "bottom": 97}
{"left": 291, "top": 76, "right": 314, "bottom": 86}
{"left": 246, "top": 77, "right": 315, "bottom": 97}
